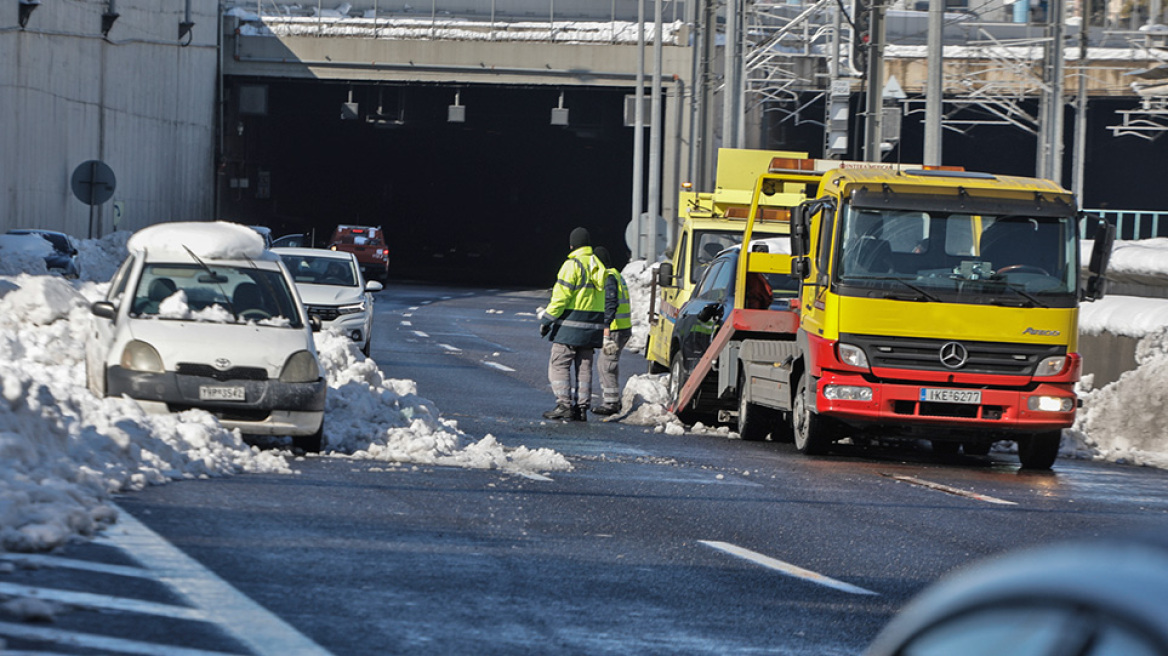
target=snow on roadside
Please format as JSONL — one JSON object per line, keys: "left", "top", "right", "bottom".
{"left": 0, "top": 233, "right": 568, "bottom": 553}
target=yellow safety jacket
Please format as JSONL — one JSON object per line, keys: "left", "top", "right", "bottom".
{"left": 544, "top": 246, "right": 607, "bottom": 347}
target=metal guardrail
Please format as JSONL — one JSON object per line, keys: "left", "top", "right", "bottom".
{"left": 1084, "top": 209, "right": 1168, "bottom": 240}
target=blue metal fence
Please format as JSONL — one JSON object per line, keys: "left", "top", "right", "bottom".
{"left": 1084, "top": 209, "right": 1168, "bottom": 241}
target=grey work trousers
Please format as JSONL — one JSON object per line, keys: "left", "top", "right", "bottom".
{"left": 597, "top": 329, "right": 631, "bottom": 406}
{"left": 548, "top": 342, "right": 594, "bottom": 408}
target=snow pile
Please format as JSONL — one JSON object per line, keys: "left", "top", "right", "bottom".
{"left": 620, "top": 259, "right": 656, "bottom": 353}
{"left": 1079, "top": 295, "right": 1168, "bottom": 338}
{"left": 76, "top": 231, "right": 130, "bottom": 283}
{"left": 314, "top": 330, "right": 570, "bottom": 473}
{"left": 1105, "top": 238, "right": 1168, "bottom": 278}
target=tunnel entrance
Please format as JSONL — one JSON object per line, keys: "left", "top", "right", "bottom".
{"left": 222, "top": 79, "right": 641, "bottom": 286}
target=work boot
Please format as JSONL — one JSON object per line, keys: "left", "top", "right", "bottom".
{"left": 542, "top": 403, "right": 574, "bottom": 420}
{"left": 571, "top": 405, "right": 589, "bottom": 422}
{"left": 592, "top": 403, "right": 620, "bottom": 416}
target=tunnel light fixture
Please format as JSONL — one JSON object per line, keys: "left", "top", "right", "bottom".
{"left": 18, "top": 0, "right": 40, "bottom": 28}
{"left": 551, "top": 91, "right": 569, "bottom": 126}
{"left": 448, "top": 90, "right": 465, "bottom": 123}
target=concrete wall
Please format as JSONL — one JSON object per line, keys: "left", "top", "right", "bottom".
{"left": 0, "top": 0, "right": 219, "bottom": 239}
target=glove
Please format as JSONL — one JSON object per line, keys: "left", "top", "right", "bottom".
{"left": 602, "top": 337, "right": 619, "bottom": 356}
{"left": 539, "top": 321, "right": 552, "bottom": 337}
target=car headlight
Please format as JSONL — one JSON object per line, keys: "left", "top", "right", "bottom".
{"left": 337, "top": 301, "right": 366, "bottom": 315}
{"left": 120, "top": 340, "right": 164, "bottom": 373}
{"left": 280, "top": 350, "right": 321, "bottom": 383}
{"left": 1034, "top": 356, "right": 1067, "bottom": 377}
{"left": 837, "top": 343, "right": 869, "bottom": 369}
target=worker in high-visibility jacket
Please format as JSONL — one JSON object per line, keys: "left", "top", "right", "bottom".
{"left": 591, "top": 246, "right": 633, "bottom": 416}
{"left": 539, "top": 227, "right": 607, "bottom": 421}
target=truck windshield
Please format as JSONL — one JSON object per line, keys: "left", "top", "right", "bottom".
{"left": 834, "top": 205, "right": 1079, "bottom": 308}
{"left": 692, "top": 228, "right": 786, "bottom": 285}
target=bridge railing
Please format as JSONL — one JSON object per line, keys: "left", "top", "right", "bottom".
{"left": 1083, "top": 209, "right": 1168, "bottom": 241}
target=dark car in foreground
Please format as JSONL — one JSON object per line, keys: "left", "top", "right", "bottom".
{"left": 6, "top": 229, "right": 82, "bottom": 278}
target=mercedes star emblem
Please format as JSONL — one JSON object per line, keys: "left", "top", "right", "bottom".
{"left": 939, "top": 342, "right": 968, "bottom": 369}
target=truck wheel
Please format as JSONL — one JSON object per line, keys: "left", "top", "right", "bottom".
{"left": 793, "top": 375, "right": 830, "bottom": 455}
{"left": 963, "top": 441, "right": 992, "bottom": 456}
{"left": 931, "top": 440, "right": 961, "bottom": 456}
{"left": 1018, "top": 431, "right": 1061, "bottom": 470}
{"left": 648, "top": 361, "right": 669, "bottom": 375}
{"left": 737, "top": 372, "right": 775, "bottom": 441}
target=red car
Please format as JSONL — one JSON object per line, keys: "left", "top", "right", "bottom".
{"left": 328, "top": 225, "right": 389, "bottom": 282}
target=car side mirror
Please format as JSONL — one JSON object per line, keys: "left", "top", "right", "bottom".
{"left": 91, "top": 301, "right": 116, "bottom": 320}
{"left": 698, "top": 302, "right": 722, "bottom": 322}
{"left": 656, "top": 262, "right": 675, "bottom": 288}
{"left": 366, "top": 280, "right": 384, "bottom": 292}
{"left": 309, "top": 315, "right": 323, "bottom": 332}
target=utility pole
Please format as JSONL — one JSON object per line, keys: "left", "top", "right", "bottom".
{"left": 1072, "top": 0, "right": 1089, "bottom": 200}
{"left": 923, "top": 0, "right": 944, "bottom": 165}
{"left": 723, "top": 0, "right": 742, "bottom": 149}
{"left": 648, "top": 0, "right": 664, "bottom": 260}
{"left": 631, "top": 0, "right": 645, "bottom": 259}
{"left": 1036, "top": 0, "right": 1066, "bottom": 182}
{"left": 862, "top": 0, "right": 886, "bottom": 162}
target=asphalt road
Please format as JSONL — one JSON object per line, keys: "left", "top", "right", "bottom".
{"left": 4, "top": 281, "right": 1168, "bottom": 655}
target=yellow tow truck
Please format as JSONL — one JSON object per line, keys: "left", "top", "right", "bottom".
{"left": 667, "top": 162, "right": 1115, "bottom": 470}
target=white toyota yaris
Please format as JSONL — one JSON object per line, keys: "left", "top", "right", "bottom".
{"left": 85, "top": 221, "right": 327, "bottom": 451}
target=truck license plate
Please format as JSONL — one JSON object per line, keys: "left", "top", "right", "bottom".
{"left": 199, "top": 385, "right": 245, "bottom": 401}
{"left": 920, "top": 388, "right": 981, "bottom": 405}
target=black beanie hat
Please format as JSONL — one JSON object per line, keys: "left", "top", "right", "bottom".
{"left": 594, "top": 246, "right": 611, "bottom": 268}
{"left": 569, "top": 227, "right": 591, "bottom": 250}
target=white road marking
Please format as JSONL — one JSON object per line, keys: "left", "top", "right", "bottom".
{"left": 438, "top": 343, "right": 461, "bottom": 352}
{"left": 516, "top": 472, "right": 554, "bottom": 482}
{"left": 883, "top": 474, "right": 1017, "bottom": 505}
{"left": 699, "top": 541, "right": 879, "bottom": 596}
{"left": 0, "top": 582, "right": 206, "bottom": 620}
{"left": 400, "top": 320, "right": 412, "bottom": 326}
{"left": 413, "top": 330, "right": 429, "bottom": 338}
{"left": 105, "top": 503, "right": 333, "bottom": 656}
{"left": 483, "top": 361, "right": 515, "bottom": 372}
{"left": 0, "top": 621, "right": 240, "bottom": 656}
{"left": 0, "top": 553, "right": 155, "bottom": 579}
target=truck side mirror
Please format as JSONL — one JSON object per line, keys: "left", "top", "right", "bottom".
{"left": 791, "top": 257, "right": 812, "bottom": 280}
{"left": 656, "top": 262, "right": 675, "bottom": 288}
{"left": 790, "top": 205, "right": 811, "bottom": 257}
{"left": 1087, "top": 216, "right": 1115, "bottom": 276}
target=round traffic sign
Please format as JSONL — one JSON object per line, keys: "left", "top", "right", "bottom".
{"left": 71, "top": 160, "right": 117, "bottom": 206}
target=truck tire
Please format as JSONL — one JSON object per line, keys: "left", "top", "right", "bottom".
{"left": 737, "top": 372, "right": 776, "bottom": 441}
{"left": 1018, "top": 431, "right": 1061, "bottom": 470}
{"left": 793, "top": 375, "right": 830, "bottom": 455}
{"left": 963, "top": 441, "right": 992, "bottom": 456}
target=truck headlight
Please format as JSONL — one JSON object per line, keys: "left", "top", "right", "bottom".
{"left": 1034, "top": 356, "right": 1067, "bottom": 377}
{"left": 823, "top": 385, "right": 873, "bottom": 401}
{"left": 120, "top": 340, "right": 164, "bottom": 373}
{"left": 1028, "top": 395, "right": 1074, "bottom": 412}
{"left": 837, "top": 343, "right": 869, "bottom": 369}
{"left": 280, "top": 350, "right": 321, "bottom": 383}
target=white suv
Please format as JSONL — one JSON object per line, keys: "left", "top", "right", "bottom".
{"left": 273, "top": 247, "right": 381, "bottom": 356}
{"left": 85, "top": 222, "right": 327, "bottom": 451}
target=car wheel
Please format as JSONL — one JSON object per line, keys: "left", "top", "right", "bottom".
{"left": 669, "top": 351, "right": 697, "bottom": 424}
{"left": 737, "top": 371, "right": 775, "bottom": 441}
{"left": 1018, "top": 431, "right": 1061, "bottom": 470}
{"left": 793, "top": 375, "right": 831, "bottom": 455}
{"left": 293, "top": 424, "right": 325, "bottom": 454}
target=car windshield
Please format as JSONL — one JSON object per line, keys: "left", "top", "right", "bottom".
{"left": 691, "top": 228, "right": 786, "bottom": 285}
{"left": 280, "top": 254, "right": 359, "bottom": 287}
{"left": 833, "top": 205, "right": 1079, "bottom": 308}
{"left": 130, "top": 263, "right": 302, "bottom": 327}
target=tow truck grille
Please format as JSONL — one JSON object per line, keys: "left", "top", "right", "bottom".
{"left": 842, "top": 334, "right": 1065, "bottom": 376}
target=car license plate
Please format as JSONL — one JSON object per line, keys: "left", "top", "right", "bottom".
{"left": 920, "top": 388, "right": 981, "bottom": 405}
{"left": 199, "top": 385, "right": 245, "bottom": 401}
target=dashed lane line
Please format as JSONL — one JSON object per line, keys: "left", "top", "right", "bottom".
{"left": 699, "top": 541, "right": 879, "bottom": 596}
{"left": 483, "top": 361, "right": 516, "bottom": 372}
{"left": 882, "top": 473, "right": 1017, "bottom": 505}
{"left": 0, "top": 582, "right": 205, "bottom": 620}
{"left": 105, "top": 503, "right": 333, "bottom": 656}
{"left": 0, "top": 621, "right": 242, "bottom": 656}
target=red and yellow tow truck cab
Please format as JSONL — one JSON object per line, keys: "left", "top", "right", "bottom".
{"left": 668, "top": 162, "right": 1115, "bottom": 470}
